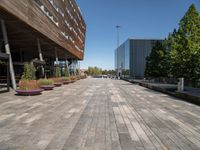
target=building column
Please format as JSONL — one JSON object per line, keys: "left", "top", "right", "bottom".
{"left": 37, "top": 38, "right": 44, "bottom": 62}
{"left": 73, "top": 59, "right": 76, "bottom": 76}
{"left": 65, "top": 59, "right": 70, "bottom": 77}
{"left": 7, "top": 57, "right": 10, "bottom": 91}
{"left": 1, "top": 19, "right": 16, "bottom": 89}
{"left": 55, "top": 48, "right": 59, "bottom": 65}
{"left": 37, "top": 38, "right": 45, "bottom": 77}
{"left": 77, "top": 61, "right": 80, "bottom": 76}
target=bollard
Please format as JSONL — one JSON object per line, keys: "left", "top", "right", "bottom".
{"left": 178, "top": 78, "right": 184, "bottom": 92}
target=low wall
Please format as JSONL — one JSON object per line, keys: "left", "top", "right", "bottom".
{"left": 123, "top": 79, "right": 200, "bottom": 105}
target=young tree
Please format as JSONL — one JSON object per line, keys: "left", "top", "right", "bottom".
{"left": 170, "top": 4, "right": 200, "bottom": 81}
{"left": 145, "top": 41, "right": 168, "bottom": 78}
{"left": 54, "top": 66, "right": 61, "bottom": 77}
{"left": 22, "top": 63, "right": 36, "bottom": 80}
{"left": 63, "top": 67, "right": 69, "bottom": 77}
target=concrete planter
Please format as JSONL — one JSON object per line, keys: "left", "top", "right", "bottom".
{"left": 54, "top": 82, "right": 63, "bottom": 87}
{"left": 70, "top": 80, "right": 76, "bottom": 83}
{"left": 63, "top": 81, "right": 71, "bottom": 84}
{"left": 16, "top": 89, "right": 43, "bottom": 96}
{"left": 40, "top": 85, "right": 54, "bottom": 90}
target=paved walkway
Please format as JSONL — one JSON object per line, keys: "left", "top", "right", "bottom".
{"left": 0, "top": 78, "right": 200, "bottom": 150}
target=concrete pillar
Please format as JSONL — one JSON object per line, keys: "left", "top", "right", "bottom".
{"left": 77, "top": 61, "right": 80, "bottom": 76}
{"left": 1, "top": 20, "right": 17, "bottom": 89}
{"left": 37, "top": 38, "right": 43, "bottom": 61}
{"left": 65, "top": 59, "right": 70, "bottom": 76}
{"left": 7, "top": 58, "right": 10, "bottom": 91}
{"left": 37, "top": 38, "right": 44, "bottom": 77}
{"left": 73, "top": 59, "right": 76, "bottom": 76}
{"left": 55, "top": 48, "right": 59, "bottom": 65}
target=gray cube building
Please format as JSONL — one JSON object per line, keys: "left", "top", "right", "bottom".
{"left": 115, "top": 39, "right": 163, "bottom": 79}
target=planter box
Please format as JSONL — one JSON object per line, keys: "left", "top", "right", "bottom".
{"left": 16, "top": 89, "right": 43, "bottom": 96}
{"left": 63, "top": 81, "right": 71, "bottom": 84}
{"left": 54, "top": 82, "right": 63, "bottom": 87}
{"left": 40, "top": 85, "right": 54, "bottom": 90}
{"left": 70, "top": 80, "right": 76, "bottom": 83}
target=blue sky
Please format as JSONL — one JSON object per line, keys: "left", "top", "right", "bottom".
{"left": 76, "top": 0, "right": 200, "bottom": 70}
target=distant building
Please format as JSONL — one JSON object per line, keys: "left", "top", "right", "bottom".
{"left": 115, "top": 39, "right": 163, "bottom": 79}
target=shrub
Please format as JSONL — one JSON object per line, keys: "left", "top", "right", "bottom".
{"left": 19, "top": 80, "right": 39, "bottom": 90}
{"left": 63, "top": 67, "right": 69, "bottom": 77}
{"left": 62, "top": 77, "right": 70, "bottom": 81}
{"left": 54, "top": 66, "right": 61, "bottom": 77}
{"left": 77, "top": 76, "right": 80, "bottom": 80}
{"left": 51, "top": 77, "right": 63, "bottom": 83}
{"left": 22, "top": 63, "right": 36, "bottom": 80}
{"left": 70, "top": 76, "right": 77, "bottom": 81}
{"left": 76, "top": 69, "right": 80, "bottom": 76}
{"left": 38, "top": 79, "right": 54, "bottom": 86}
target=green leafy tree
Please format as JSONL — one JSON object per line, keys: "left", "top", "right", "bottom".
{"left": 76, "top": 69, "right": 80, "bottom": 76}
{"left": 87, "top": 67, "right": 116, "bottom": 76}
{"left": 170, "top": 4, "right": 200, "bottom": 80}
{"left": 63, "top": 67, "right": 69, "bottom": 77}
{"left": 108, "top": 70, "right": 116, "bottom": 75}
{"left": 145, "top": 41, "right": 168, "bottom": 78}
{"left": 87, "top": 67, "right": 93, "bottom": 75}
{"left": 22, "top": 63, "right": 36, "bottom": 80}
{"left": 54, "top": 66, "right": 61, "bottom": 77}
{"left": 102, "top": 70, "right": 108, "bottom": 75}
{"left": 122, "top": 69, "right": 130, "bottom": 76}
{"left": 87, "top": 66, "right": 102, "bottom": 75}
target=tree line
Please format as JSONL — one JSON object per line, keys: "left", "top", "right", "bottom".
{"left": 145, "top": 4, "right": 200, "bottom": 83}
{"left": 86, "top": 66, "right": 116, "bottom": 76}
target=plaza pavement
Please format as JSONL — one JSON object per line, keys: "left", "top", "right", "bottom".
{"left": 0, "top": 78, "right": 200, "bottom": 150}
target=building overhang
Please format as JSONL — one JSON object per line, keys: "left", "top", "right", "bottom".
{"left": 0, "top": 1, "right": 85, "bottom": 60}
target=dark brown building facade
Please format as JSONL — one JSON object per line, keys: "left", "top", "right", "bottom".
{"left": 0, "top": 0, "right": 86, "bottom": 89}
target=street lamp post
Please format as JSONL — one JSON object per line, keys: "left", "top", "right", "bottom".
{"left": 116, "top": 25, "right": 120, "bottom": 79}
